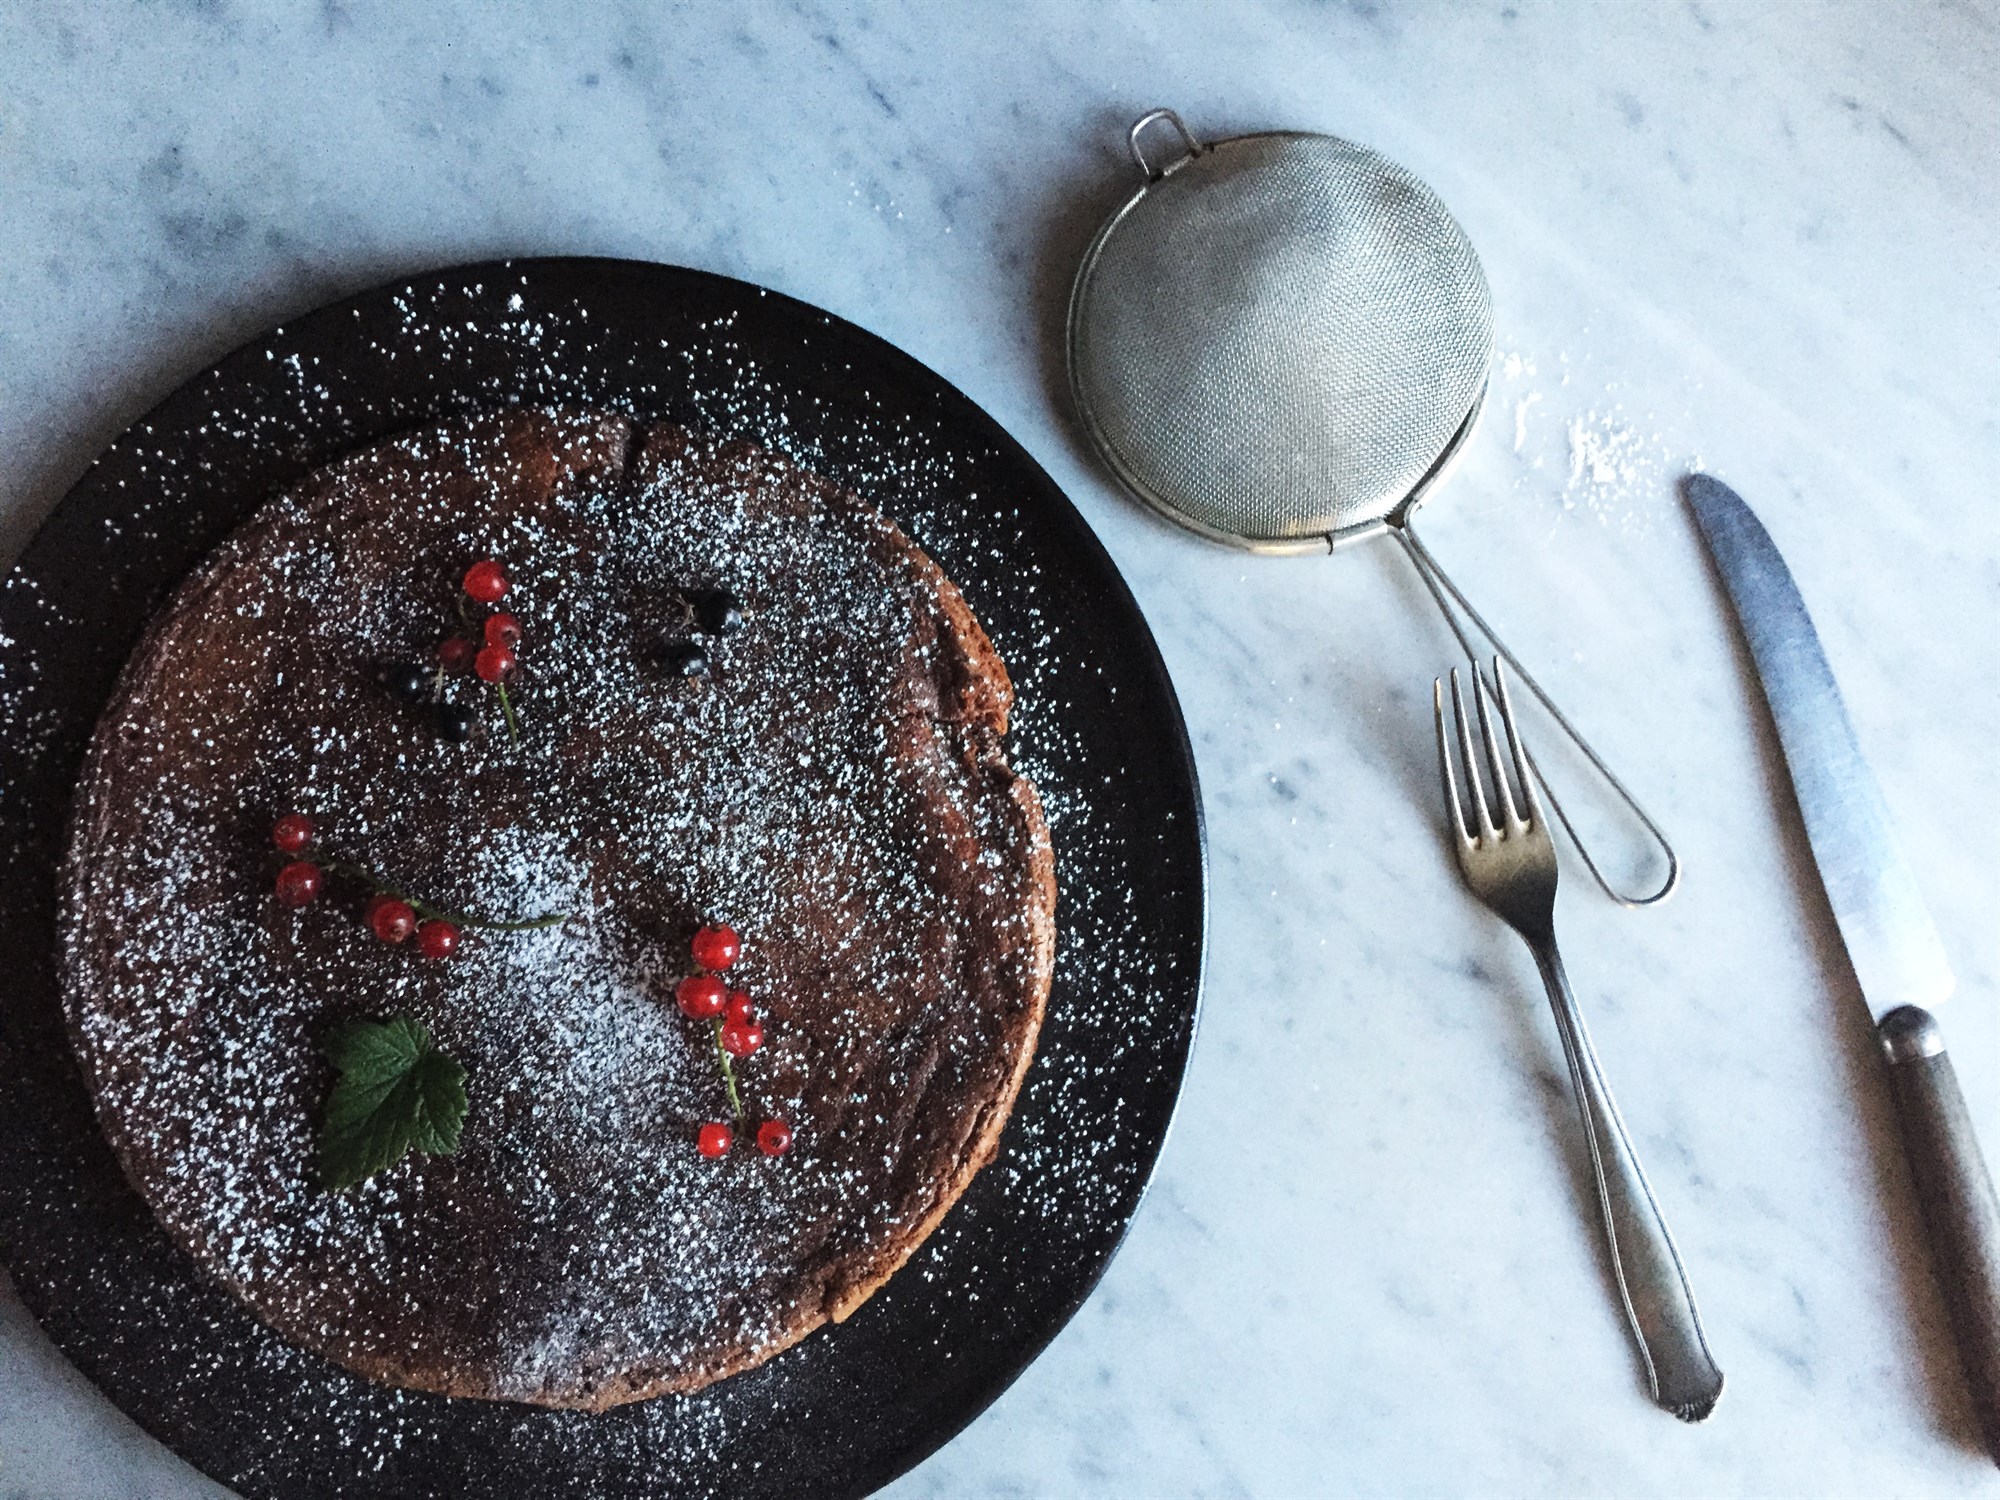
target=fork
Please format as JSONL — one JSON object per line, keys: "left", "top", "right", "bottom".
{"left": 1435, "top": 661, "right": 1724, "bottom": 1422}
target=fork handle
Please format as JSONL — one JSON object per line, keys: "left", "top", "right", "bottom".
{"left": 1530, "top": 940, "right": 1726, "bottom": 1421}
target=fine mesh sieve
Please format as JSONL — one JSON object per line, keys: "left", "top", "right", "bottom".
{"left": 1067, "top": 110, "right": 1676, "bottom": 905}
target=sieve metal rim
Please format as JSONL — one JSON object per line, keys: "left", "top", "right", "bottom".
{"left": 1065, "top": 120, "right": 1494, "bottom": 556}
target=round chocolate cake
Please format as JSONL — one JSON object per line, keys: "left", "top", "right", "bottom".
{"left": 58, "top": 407, "right": 1056, "bottom": 1410}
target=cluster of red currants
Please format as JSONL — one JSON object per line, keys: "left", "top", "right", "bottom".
{"left": 380, "top": 560, "right": 523, "bottom": 743}
{"left": 449, "top": 559, "right": 521, "bottom": 686}
{"left": 270, "top": 814, "right": 460, "bottom": 959}
{"left": 440, "top": 560, "right": 523, "bottom": 742}
{"left": 674, "top": 924, "right": 791, "bottom": 1159}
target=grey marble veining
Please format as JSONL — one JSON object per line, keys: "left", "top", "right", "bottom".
{"left": 2, "top": 2, "right": 1996, "bottom": 1496}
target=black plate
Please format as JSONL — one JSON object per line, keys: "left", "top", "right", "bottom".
{"left": 0, "top": 260, "right": 1205, "bottom": 1499}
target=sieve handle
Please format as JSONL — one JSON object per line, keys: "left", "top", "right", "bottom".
{"left": 1393, "top": 523, "right": 1681, "bottom": 908}
{"left": 1128, "top": 109, "right": 1205, "bottom": 181}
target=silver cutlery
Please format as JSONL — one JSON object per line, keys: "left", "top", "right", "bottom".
{"left": 1434, "top": 662, "right": 1724, "bottom": 1421}
{"left": 1687, "top": 473, "right": 2000, "bottom": 1462}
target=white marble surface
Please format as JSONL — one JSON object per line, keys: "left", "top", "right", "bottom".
{"left": 2, "top": 2, "right": 1997, "bottom": 1495}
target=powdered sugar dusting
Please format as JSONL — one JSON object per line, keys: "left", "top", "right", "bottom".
{"left": 64, "top": 405, "right": 1062, "bottom": 1411}
{"left": 1492, "top": 346, "right": 1702, "bottom": 536}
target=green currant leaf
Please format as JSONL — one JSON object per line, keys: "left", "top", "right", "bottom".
{"left": 402, "top": 1047, "right": 468, "bottom": 1156}
{"left": 318, "top": 1015, "right": 467, "bottom": 1190}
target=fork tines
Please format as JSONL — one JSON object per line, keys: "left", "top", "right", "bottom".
{"left": 1433, "top": 659, "right": 1543, "bottom": 845}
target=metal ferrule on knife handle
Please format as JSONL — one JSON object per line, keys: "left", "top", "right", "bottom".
{"left": 1686, "top": 474, "right": 2000, "bottom": 1466}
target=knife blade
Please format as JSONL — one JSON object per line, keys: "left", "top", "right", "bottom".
{"left": 1686, "top": 472, "right": 2000, "bottom": 1464}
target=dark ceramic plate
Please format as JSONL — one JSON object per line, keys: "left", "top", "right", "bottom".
{"left": 0, "top": 260, "right": 1205, "bottom": 1499}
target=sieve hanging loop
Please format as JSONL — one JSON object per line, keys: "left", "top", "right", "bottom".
{"left": 1127, "top": 109, "right": 1205, "bottom": 181}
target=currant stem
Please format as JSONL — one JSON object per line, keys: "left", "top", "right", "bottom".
{"left": 711, "top": 1018, "right": 744, "bottom": 1121}
{"left": 497, "top": 681, "right": 519, "bottom": 744}
{"left": 319, "top": 858, "right": 570, "bottom": 931}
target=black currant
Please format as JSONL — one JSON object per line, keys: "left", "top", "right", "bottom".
{"left": 658, "top": 640, "right": 710, "bottom": 679}
{"left": 435, "top": 701, "right": 476, "bottom": 742}
{"left": 378, "top": 659, "right": 429, "bottom": 704}
{"left": 694, "top": 588, "right": 745, "bottom": 636}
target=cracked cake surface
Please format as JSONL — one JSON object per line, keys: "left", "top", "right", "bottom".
{"left": 57, "top": 405, "right": 1056, "bottom": 1409}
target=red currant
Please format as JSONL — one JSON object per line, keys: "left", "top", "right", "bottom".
{"left": 720, "top": 1020, "right": 764, "bottom": 1058}
{"left": 676, "top": 974, "right": 727, "bottom": 1019}
{"left": 416, "top": 920, "right": 460, "bottom": 960}
{"left": 274, "top": 861, "right": 322, "bottom": 907}
{"left": 697, "top": 1122, "right": 732, "bottom": 1158}
{"left": 484, "top": 612, "right": 522, "bottom": 648}
{"left": 690, "top": 923, "right": 740, "bottom": 971}
{"left": 365, "top": 894, "right": 418, "bottom": 944}
{"left": 724, "top": 990, "right": 755, "bottom": 1027}
{"left": 438, "top": 636, "right": 476, "bottom": 673}
{"left": 474, "top": 643, "right": 516, "bottom": 683}
{"left": 756, "top": 1120, "right": 792, "bottom": 1157}
{"left": 463, "top": 559, "right": 509, "bottom": 603}
{"left": 271, "top": 813, "right": 315, "bottom": 854}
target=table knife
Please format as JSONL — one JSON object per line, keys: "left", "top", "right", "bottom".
{"left": 1686, "top": 472, "right": 2000, "bottom": 1464}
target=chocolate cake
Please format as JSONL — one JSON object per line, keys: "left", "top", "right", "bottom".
{"left": 57, "top": 407, "right": 1056, "bottom": 1410}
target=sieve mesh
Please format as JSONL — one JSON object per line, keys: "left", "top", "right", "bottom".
{"left": 1069, "top": 131, "right": 1494, "bottom": 547}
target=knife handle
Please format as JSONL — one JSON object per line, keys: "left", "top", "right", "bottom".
{"left": 1879, "top": 1004, "right": 2000, "bottom": 1464}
